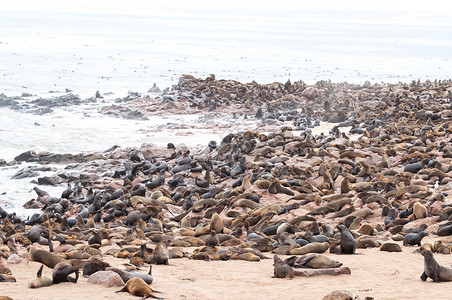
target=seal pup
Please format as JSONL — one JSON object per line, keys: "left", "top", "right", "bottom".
{"left": 273, "top": 255, "right": 294, "bottom": 278}
{"left": 28, "top": 265, "right": 53, "bottom": 288}
{"left": 336, "top": 225, "right": 355, "bottom": 254}
{"left": 52, "top": 262, "right": 79, "bottom": 284}
{"left": 116, "top": 277, "right": 163, "bottom": 299}
{"left": 205, "top": 230, "right": 220, "bottom": 247}
{"left": 420, "top": 250, "right": 452, "bottom": 282}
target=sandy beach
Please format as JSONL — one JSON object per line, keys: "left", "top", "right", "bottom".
{"left": 2, "top": 238, "right": 452, "bottom": 300}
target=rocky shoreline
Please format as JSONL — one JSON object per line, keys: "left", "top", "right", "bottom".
{"left": 1, "top": 75, "right": 452, "bottom": 299}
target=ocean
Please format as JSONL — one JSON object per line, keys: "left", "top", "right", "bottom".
{"left": 1, "top": 1, "right": 451, "bottom": 216}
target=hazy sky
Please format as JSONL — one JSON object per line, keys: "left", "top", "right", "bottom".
{"left": 4, "top": 0, "right": 452, "bottom": 14}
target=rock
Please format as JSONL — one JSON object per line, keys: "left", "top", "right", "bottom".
{"left": 14, "top": 150, "right": 38, "bottom": 162}
{"left": 7, "top": 254, "right": 22, "bottom": 264}
{"left": 87, "top": 270, "right": 125, "bottom": 287}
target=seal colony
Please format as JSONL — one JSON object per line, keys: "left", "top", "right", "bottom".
{"left": 1, "top": 75, "right": 452, "bottom": 299}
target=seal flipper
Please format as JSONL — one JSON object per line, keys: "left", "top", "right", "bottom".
{"left": 37, "top": 265, "right": 44, "bottom": 277}
{"left": 295, "top": 254, "right": 316, "bottom": 267}
{"left": 420, "top": 271, "right": 428, "bottom": 281}
{"left": 142, "top": 295, "right": 163, "bottom": 300}
{"left": 116, "top": 287, "right": 127, "bottom": 293}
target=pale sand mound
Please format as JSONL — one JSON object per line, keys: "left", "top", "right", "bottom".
{"left": 0, "top": 243, "right": 451, "bottom": 300}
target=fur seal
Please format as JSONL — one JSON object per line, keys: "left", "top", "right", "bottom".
{"left": 153, "top": 240, "right": 169, "bottom": 265}
{"left": 116, "top": 277, "right": 162, "bottom": 299}
{"left": 437, "top": 224, "right": 452, "bottom": 236}
{"left": 289, "top": 254, "right": 342, "bottom": 269}
{"left": 277, "top": 232, "right": 297, "bottom": 247}
{"left": 28, "top": 265, "right": 53, "bottom": 288}
{"left": 29, "top": 246, "right": 68, "bottom": 269}
{"left": 403, "top": 231, "right": 429, "bottom": 246}
{"left": 409, "top": 202, "right": 428, "bottom": 219}
{"left": 337, "top": 225, "right": 355, "bottom": 254}
{"left": 420, "top": 250, "right": 452, "bottom": 282}
{"left": 205, "top": 230, "right": 220, "bottom": 247}
{"left": 322, "top": 290, "right": 358, "bottom": 300}
{"left": 380, "top": 242, "right": 402, "bottom": 252}
{"left": 273, "top": 255, "right": 294, "bottom": 278}
{"left": 289, "top": 242, "right": 330, "bottom": 255}
{"left": 82, "top": 258, "right": 110, "bottom": 277}
{"left": 52, "top": 262, "right": 79, "bottom": 284}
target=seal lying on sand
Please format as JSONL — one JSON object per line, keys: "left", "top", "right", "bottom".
{"left": 28, "top": 265, "right": 53, "bottom": 288}
{"left": 29, "top": 246, "right": 68, "bottom": 269}
{"left": 116, "top": 277, "right": 162, "bottom": 299}
{"left": 420, "top": 249, "right": 452, "bottom": 282}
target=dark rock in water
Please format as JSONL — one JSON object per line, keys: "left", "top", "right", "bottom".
{"left": 12, "top": 168, "right": 39, "bottom": 179}
{"left": 31, "top": 93, "right": 83, "bottom": 107}
{"left": 21, "top": 92, "right": 33, "bottom": 97}
{"left": 37, "top": 176, "right": 62, "bottom": 186}
{"left": 123, "top": 109, "right": 148, "bottom": 120}
{"left": 0, "top": 98, "right": 18, "bottom": 107}
{"left": 0, "top": 159, "right": 6, "bottom": 166}
{"left": 14, "top": 150, "right": 38, "bottom": 162}
{"left": 30, "top": 107, "right": 54, "bottom": 115}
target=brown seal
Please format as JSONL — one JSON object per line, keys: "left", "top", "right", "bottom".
{"left": 322, "top": 290, "right": 358, "bottom": 300}
{"left": 209, "top": 212, "right": 224, "bottom": 233}
{"left": 29, "top": 246, "right": 69, "bottom": 269}
{"left": 380, "top": 242, "right": 402, "bottom": 252}
{"left": 273, "top": 255, "right": 294, "bottom": 278}
{"left": 409, "top": 202, "right": 428, "bottom": 220}
{"left": 28, "top": 265, "right": 53, "bottom": 288}
{"left": 289, "top": 242, "right": 330, "bottom": 255}
{"left": 289, "top": 254, "right": 342, "bottom": 269}
{"left": 420, "top": 249, "right": 452, "bottom": 282}
{"left": 153, "top": 240, "right": 169, "bottom": 265}
{"left": 116, "top": 277, "right": 162, "bottom": 299}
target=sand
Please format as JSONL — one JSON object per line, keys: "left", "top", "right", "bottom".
{"left": 0, "top": 239, "right": 450, "bottom": 300}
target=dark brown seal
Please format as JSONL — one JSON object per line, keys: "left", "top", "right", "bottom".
{"left": 29, "top": 246, "right": 68, "bottom": 269}
{"left": 28, "top": 265, "right": 53, "bottom": 288}
{"left": 420, "top": 250, "right": 452, "bottom": 282}
{"left": 52, "top": 262, "right": 79, "bottom": 284}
